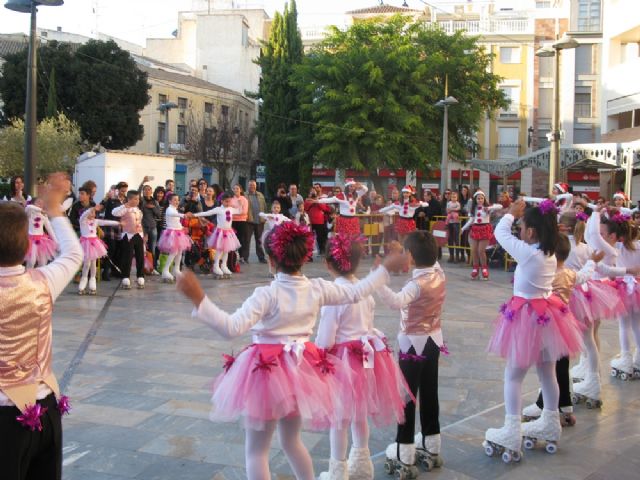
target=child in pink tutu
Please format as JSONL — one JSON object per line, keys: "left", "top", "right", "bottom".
{"left": 24, "top": 199, "right": 58, "bottom": 268}
{"left": 77, "top": 205, "right": 120, "bottom": 295}
{"left": 379, "top": 230, "right": 448, "bottom": 475}
{"left": 158, "top": 193, "right": 193, "bottom": 283}
{"left": 194, "top": 193, "right": 241, "bottom": 278}
{"left": 315, "top": 234, "right": 412, "bottom": 480}
{"left": 483, "top": 199, "right": 583, "bottom": 462}
{"left": 177, "top": 222, "right": 406, "bottom": 480}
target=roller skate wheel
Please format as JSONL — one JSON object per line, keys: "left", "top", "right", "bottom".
{"left": 561, "top": 414, "right": 576, "bottom": 427}
{"left": 384, "top": 459, "right": 395, "bottom": 475}
{"left": 523, "top": 438, "right": 535, "bottom": 450}
{"left": 78, "top": 290, "right": 85, "bottom": 295}
{"left": 89, "top": 290, "right": 96, "bottom": 296}
{"left": 620, "top": 372, "right": 629, "bottom": 381}
{"left": 545, "top": 442, "right": 557, "bottom": 454}
{"left": 421, "top": 457, "right": 434, "bottom": 471}
{"left": 432, "top": 455, "right": 444, "bottom": 468}
{"left": 611, "top": 368, "right": 618, "bottom": 377}
{"left": 512, "top": 451, "right": 522, "bottom": 462}
{"left": 483, "top": 441, "right": 494, "bottom": 457}
{"left": 501, "top": 451, "right": 512, "bottom": 463}
{"left": 570, "top": 393, "right": 580, "bottom": 405}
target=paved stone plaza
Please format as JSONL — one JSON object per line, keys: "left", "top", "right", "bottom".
{"left": 53, "top": 256, "right": 640, "bottom": 479}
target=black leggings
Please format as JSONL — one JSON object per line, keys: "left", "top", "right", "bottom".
{"left": 119, "top": 234, "right": 145, "bottom": 278}
{"left": 397, "top": 338, "right": 441, "bottom": 444}
{"left": 536, "top": 356, "right": 572, "bottom": 409}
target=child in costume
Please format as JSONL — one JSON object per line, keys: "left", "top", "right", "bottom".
{"left": 112, "top": 190, "right": 146, "bottom": 290}
{"left": 194, "top": 193, "right": 241, "bottom": 278}
{"left": 259, "top": 200, "right": 291, "bottom": 277}
{"left": 177, "top": 222, "right": 406, "bottom": 480}
{"left": 318, "top": 179, "right": 368, "bottom": 235}
{"left": 461, "top": 190, "right": 502, "bottom": 280}
{"left": 380, "top": 231, "right": 448, "bottom": 477}
{"left": 315, "top": 234, "right": 412, "bottom": 480}
{"left": 24, "top": 199, "right": 58, "bottom": 268}
{"left": 77, "top": 205, "right": 120, "bottom": 295}
{"left": 0, "top": 173, "right": 83, "bottom": 480}
{"left": 157, "top": 193, "right": 193, "bottom": 283}
{"left": 483, "top": 199, "right": 583, "bottom": 462}
{"left": 379, "top": 185, "right": 429, "bottom": 246}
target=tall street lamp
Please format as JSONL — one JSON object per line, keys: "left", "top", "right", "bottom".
{"left": 4, "top": 0, "right": 64, "bottom": 197}
{"left": 535, "top": 33, "right": 578, "bottom": 195}
{"left": 158, "top": 101, "right": 178, "bottom": 154}
{"left": 435, "top": 95, "right": 459, "bottom": 195}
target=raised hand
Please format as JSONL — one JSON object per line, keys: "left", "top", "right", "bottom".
{"left": 176, "top": 270, "right": 205, "bottom": 307}
{"left": 40, "top": 172, "right": 70, "bottom": 217}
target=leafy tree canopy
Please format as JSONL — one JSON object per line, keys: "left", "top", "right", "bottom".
{"left": 292, "top": 16, "right": 508, "bottom": 171}
{"left": 0, "top": 40, "right": 150, "bottom": 150}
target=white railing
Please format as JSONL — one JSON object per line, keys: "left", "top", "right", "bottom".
{"left": 300, "top": 24, "right": 348, "bottom": 42}
{"left": 435, "top": 18, "right": 533, "bottom": 35}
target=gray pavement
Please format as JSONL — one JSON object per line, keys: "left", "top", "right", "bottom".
{"left": 52, "top": 254, "right": 640, "bottom": 479}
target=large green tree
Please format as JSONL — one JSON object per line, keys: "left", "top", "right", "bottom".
{"left": 0, "top": 40, "right": 150, "bottom": 150}
{"left": 292, "top": 16, "right": 508, "bottom": 171}
{"left": 254, "top": 0, "right": 308, "bottom": 196}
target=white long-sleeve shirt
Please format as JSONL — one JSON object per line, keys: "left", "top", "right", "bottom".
{"left": 79, "top": 208, "right": 119, "bottom": 238}
{"left": 565, "top": 235, "right": 592, "bottom": 271}
{"left": 194, "top": 206, "right": 240, "bottom": 229}
{"left": 495, "top": 214, "right": 556, "bottom": 298}
{"left": 164, "top": 205, "right": 186, "bottom": 230}
{"left": 379, "top": 199, "right": 429, "bottom": 219}
{"left": 461, "top": 204, "right": 503, "bottom": 232}
{"left": 316, "top": 276, "right": 377, "bottom": 348}
{"left": 318, "top": 186, "right": 368, "bottom": 217}
{"left": 585, "top": 211, "right": 620, "bottom": 280}
{"left": 259, "top": 212, "right": 290, "bottom": 233}
{"left": 192, "top": 266, "right": 389, "bottom": 342}
{"left": 25, "top": 205, "right": 58, "bottom": 244}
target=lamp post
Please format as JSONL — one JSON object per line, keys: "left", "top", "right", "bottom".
{"left": 4, "top": 0, "right": 64, "bottom": 197}
{"left": 435, "top": 95, "right": 459, "bottom": 195}
{"left": 158, "top": 101, "right": 178, "bottom": 154}
{"left": 535, "top": 33, "right": 578, "bottom": 195}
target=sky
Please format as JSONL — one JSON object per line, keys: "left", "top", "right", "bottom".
{"left": 0, "top": 0, "right": 409, "bottom": 46}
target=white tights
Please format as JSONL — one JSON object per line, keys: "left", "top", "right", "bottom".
{"left": 81, "top": 259, "right": 97, "bottom": 282}
{"left": 245, "top": 416, "right": 314, "bottom": 480}
{"left": 582, "top": 323, "right": 600, "bottom": 374}
{"left": 504, "top": 361, "right": 558, "bottom": 415}
{"left": 617, "top": 313, "right": 640, "bottom": 354}
{"left": 213, "top": 250, "right": 230, "bottom": 271}
{"left": 162, "top": 252, "right": 183, "bottom": 277}
{"left": 329, "top": 420, "right": 369, "bottom": 461}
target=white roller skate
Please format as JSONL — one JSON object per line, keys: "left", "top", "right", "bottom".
{"left": 482, "top": 414, "right": 523, "bottom": 463}
{"left": 571, "top": 372, "right": 602, "bottom": 409}
{"left": 161, "top": 271, "right": 175, "bottom": 284}
{"left": 318, "top": 458, "right": 348, "bottom": 480}
{"left": 121, "top": 278, "right": 131, "bottom": 290}
{"left": 610, "top": 352, "right": 634, "bottom": 381}
{"left": 212, "top": 264, "right": 224, "bottom": 279}
{"left": 522, "top": 402, "right": 542, "bottom": 422}
{"left": 137, "top": 277, "right": 145, "bottom": 290}
{"left": 78, "top": 276, "right": 88, "bottom": 295}
{"left": 522, "top": 409, "right": 562, "bottom": 454}
{"left": 88, "top": 277, "right": 97, "bottom": 295}
{"left": 384, "top": 443, "right": 419, "bottom": 479}
{"left": 221, "top": 263, "right": 233, "bottom": 279}
{"left": 414, "top": 433, "right": 444, "bottom": 470}
{"left": 571, "top": 354, "right": 587, "bottom": 383}
{"left": 347, "top": 447, "right": 373, "bottom": 480}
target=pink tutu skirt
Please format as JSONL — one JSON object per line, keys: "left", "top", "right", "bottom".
{"left": 207, "top": 228, "right": 241, "bottom": 252}
{"left": 25, "top": 234, "right": 57, "bottom": 266}
{"left": 210, "top": 343, "right": 340, "bottom": 431}
{"left": 488, "top": 295, "right": 584, "bottom": 368}
{"left": 331, "top": 339, "right": 412, "bottom": 427}
{"left": 79, "top": 236, "right": 108, "bottom": 261}
{"left": 611, "top": 277, "right": 640, "bottom": 316}
{"left": 569, "top": 279, "right": 627, "bottom": 327}
{"left": 158, "top": 228, "right": 192, "bottom": 254}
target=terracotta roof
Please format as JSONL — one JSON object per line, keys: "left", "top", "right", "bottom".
{"left": 347, "top": 4, "right": 421, "bottom": 15}
{"left": 0, "top": 34, "right": 29, "bottom": 59}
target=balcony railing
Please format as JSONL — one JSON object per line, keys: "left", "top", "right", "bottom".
{"left": 435, "top": 18, "right": 533, "bottom": 35}
{"left": 496, "top": 144, "right": 521, "bottom": 160}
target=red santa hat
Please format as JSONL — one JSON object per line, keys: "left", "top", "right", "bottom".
{"left": 554, "top": 182, "right": 569, "bottom": 194}
{"left": 344, "top": 178, "right": 356, "bottom": 187}
{"left": 613, "top": 191, "right": 628, "bottom": 201}
{"left": 401, "top": 185, "right": 415, "bottom": 194}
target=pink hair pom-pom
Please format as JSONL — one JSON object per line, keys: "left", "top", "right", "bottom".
{"left": 268, "top": 222, "right": 314, "bottom": 266}
{"left": 327, "top": 233, "right": 366, "bottom": 273}
{"left": 538, "top": 199, "right": 559, "bottom": 215}
{"left": 576, "top": 212, "right": 589, "bottom": 222}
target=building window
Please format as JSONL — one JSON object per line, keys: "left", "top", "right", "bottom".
{"left": 538, "top": 55, "right": 553, "bottom": 79}
{"left": 574, "top": 87, "right": 592, "bottom": 118}
{"left": 500, "top": 46, "right": 521, "bottom": 64}
{"left": 500, "top": 85, "right": 520, "bottom": 116}
{"left": 204, "top": 128, "right": 214, "bottom": 149}
{"left": 177, "top": 125, "right": 186, "bottom": 145}
{"left": 575, "top": 45, "right": 593, "bottom": 74}
{"left": 573, "top": 128, "right": 593, "bottom": 144}
{"left": 205, "top": 102, "right": 213, "bottom": 114}
{"left": 538, "top": 132, "right": 550, "bottom": 149}
{"left": 178, "top": 97, "right": 188, "bottom": 110}
{"left": 158, "top": 94, "right": 167, "bottom": 105}
{"left": 577, "top": 0, "right": 601, "bottom": 32}
{"left": 535, "top": 1, "right": 551, "bottom": 7}
{"left": 221, "top": 105, "right": 229, "bottom": 117}
{"left": 497, "top": 127, "right": 520, "bottom": 159}
{"left": 157, "top": 122, "right": 166, "bottom": 143}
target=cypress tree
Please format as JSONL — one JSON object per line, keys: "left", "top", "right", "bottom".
{"left": 45, "top": 67, "right": 57, "bottom": 118}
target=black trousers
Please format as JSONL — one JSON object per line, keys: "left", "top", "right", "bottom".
{"left": 311, "top": 223, "right": 329, "bottom": 255}
{"left": 246, "top": 222, "right": 265, "bottom": 261}
{"left": 535, "top": 356, "right": 572, "bottom": 409}
{"left": 102, "top": 234, "right": 119, "bottom": 277}
{"left": 0, "top": 394, "right": 62, "bottom": 480}
{"left": 118, "top": 234, "right": 145, "bottom": 279}
{"left": 397, "top": 338, "right": 440, "bottom": 444}
{"left": 232, "top": 221, "right": 249, "bottom": 261}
